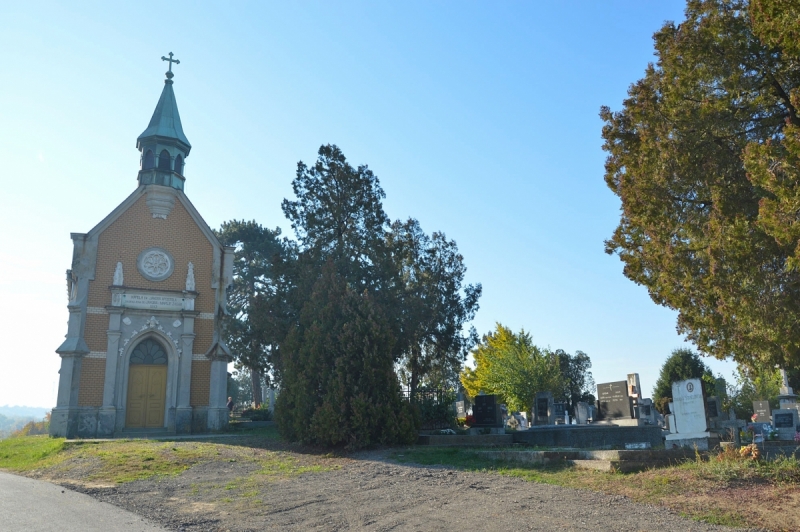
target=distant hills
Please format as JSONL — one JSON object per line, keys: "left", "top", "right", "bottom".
{"left": 0, "top": 406, "right": 50, "bottom": 420}
{"left": 0, "top": 406, "right": 50, "bottom": 439}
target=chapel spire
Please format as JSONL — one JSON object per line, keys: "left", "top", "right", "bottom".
{"left": 136, "top": 52, "right": 192, "bottom": 191}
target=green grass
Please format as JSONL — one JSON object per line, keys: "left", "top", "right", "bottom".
{"left": 74, "top": 441, "right": 224, "bottom": 483}
{"left": 0, "top": 435, "right": 66, "bottom": 470}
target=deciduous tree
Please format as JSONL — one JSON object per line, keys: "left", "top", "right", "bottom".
{"left": 460, "top": 324, "right": 562, "bottom": 414}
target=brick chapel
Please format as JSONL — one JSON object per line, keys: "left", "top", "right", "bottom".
{"left": 50, "top": 55, "right": 234, "bottom": 438}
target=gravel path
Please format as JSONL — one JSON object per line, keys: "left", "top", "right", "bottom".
{"left": 62, "top": 453, "right": 757, "bottom": 532}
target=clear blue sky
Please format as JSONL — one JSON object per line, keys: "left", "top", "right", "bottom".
{"left": 0, "top": 1, "right": 736, "bottom": 408}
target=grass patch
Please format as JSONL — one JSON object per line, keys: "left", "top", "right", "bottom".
{"left": 73, "top": 441, "right": 222, "bottom": 483}
{"left": 0, "top": 435, "right": 66, "bottom": 470}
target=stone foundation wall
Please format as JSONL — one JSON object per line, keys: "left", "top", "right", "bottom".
{"left": 512, "top": 425, "right": 663, "bottom": 449}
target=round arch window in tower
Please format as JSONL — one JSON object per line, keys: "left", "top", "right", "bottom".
{"left": 174, "top": 154, "right": 183, "bottom": 175}
{"left": 143, "top": 150, "right": 155, "bottom": 170}
{"left": 158, "top": 149, "right": 171, "bottom": 171}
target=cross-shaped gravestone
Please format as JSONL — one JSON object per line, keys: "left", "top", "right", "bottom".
{"left": 161, "top": 52, "right": 180, "bottom": 78}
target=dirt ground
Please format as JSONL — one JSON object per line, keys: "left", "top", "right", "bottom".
{"left": 23, "top": 439, "right": 761, "bottom": 532}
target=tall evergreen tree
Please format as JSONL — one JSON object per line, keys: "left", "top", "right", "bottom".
{"left": 601, "top": 0, "right": 800, "bottom": 369}
{"left": 389, "top": 218, "right": 481, "bottom": 398}
{"left": 216, "top": 220, "right": 286, "bottom": 405}
{"left": 275, "top": 145, "right": 415, "bottom": 447}
{"left": 652, "top": 348, "right": 714, "bottom": 414}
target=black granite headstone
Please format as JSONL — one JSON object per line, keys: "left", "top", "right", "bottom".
{"left": 597, "top": 381, "right": 633, "bottom": 419}
{"left": 472, "top": 395, "right": 502, "bottom": 427}
{"left": 536, "top": 397, "right": 549, "bottom": 418}
{"left": 707, "top": 398, "right": 719, "bottom": 418}
{"left": 752, "top": 400, "right": 772, "bottom": 422}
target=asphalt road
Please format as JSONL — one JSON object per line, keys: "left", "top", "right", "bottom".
{"left": 0, "top": 471, "right": 165, "bottom": 532}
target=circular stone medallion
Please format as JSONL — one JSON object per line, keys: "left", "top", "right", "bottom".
{"left": 137, "top": 247, "right": 175, "bottom": 281}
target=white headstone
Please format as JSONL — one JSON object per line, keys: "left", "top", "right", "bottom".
{"left": 671, "top": 378, "right": 708, "bottom": 435}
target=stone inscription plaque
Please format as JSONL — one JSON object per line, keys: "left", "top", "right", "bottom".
{"left": 597, "top": 381, "right": 632, "bottom": 419}
{"left": 774, "top": 413, "right": 794, "bottom": 428}
{"left": 123, "top": 293, "right": 184, "bottom": 311}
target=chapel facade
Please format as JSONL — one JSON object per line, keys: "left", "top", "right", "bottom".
{"left": 50, "top": 56, "right": 234, "bottom": 438}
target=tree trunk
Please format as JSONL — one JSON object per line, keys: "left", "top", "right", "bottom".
{"left": 251, "top": 367, "right": 263, "bottom": 408}
{"left": 409, "top": 352, "right": 420, "bottom": 403}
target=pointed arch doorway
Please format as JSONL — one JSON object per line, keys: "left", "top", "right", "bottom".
{"left": 125, "top": 338, "right": 168, "bottom": 428}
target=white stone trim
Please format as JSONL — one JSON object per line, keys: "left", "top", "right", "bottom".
{"left": 192, "top": 353, "right": 208, "bottom": 360}
{"left": 87, "top": 351, "right": 107, "bottom": 358}
{"left": 197, "top": 312, "right": 214, "bottom": 320}
{"left": 86, "top": 307, "right": 108, "bottom": 315}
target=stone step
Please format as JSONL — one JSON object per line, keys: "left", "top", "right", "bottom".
{"left": 417, "top": 434, "right": 514, "bottom": 446}
{"left": 118, "top": 428, "right": 174, "bottom": 439}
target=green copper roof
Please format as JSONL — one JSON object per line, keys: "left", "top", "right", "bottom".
{"left": 137, "top": 79, "right": 191, "bottom": 151}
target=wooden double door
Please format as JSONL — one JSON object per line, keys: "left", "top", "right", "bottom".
{"left": 125, "top": 365, "right": 167, "bottom": 428}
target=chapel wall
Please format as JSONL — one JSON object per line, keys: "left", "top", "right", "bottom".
{"left": 77, "top": 358, "right": 106, "bottom": 407}
{"left": 84, "top": 314, "right": 109, "bottom": 352}
{"left": 87, "top": 193, "right": 215, "bottom": 314}
{"left": 190, "top": 361, "right": 211, "bottom": 406}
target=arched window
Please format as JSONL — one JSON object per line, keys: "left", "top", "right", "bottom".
{"left": 130, "top": 338, "right": 168, "bottom": 365}
{"left": 174, "top": 154, "right": 183, "bottom": 175}
{"left": 158, "top": 150, "right": 171, "bottom": 171}
{"left": 143, "top": 150, "right": 155, "bottom": 169}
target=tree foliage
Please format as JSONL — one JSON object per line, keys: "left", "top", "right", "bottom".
{"left": 274, "top": 145, "right": 417, "bottom": 447}
{"left": 389, "top": 218, "right": 481, "bottom": 396}
{"left": 460, "top": 324, "right": 562, "bottom": 414}
{"left": 728, "top": 363, "right": 782, "bottom": 418}
{"left": 275, "top": 261, "right": 416, "bottom": 447}
{"left": 601, "top": 0, "right": 800, "bottom": 369}
{"left": 652, "top": 348, "right": 714, "bottom": 414}
{"left": 216, "top": 220, "right": 287, "bottom": 405}
{"left": 555, "top": 350, "right": 595, "bottom": 414}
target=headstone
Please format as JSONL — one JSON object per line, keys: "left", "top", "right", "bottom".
{"left": 639, "top": 398, "right": 656, "bottom": 425}
{"left": 706, "top": 397, "right": 721, "bottom": 419}
{"left": 772, "top": 409, "right": 799, "bottom": 440}
{"left": 627, "top": 373, "right": 642, "bottom": 399}
{"left": 778, "top": 368, "right": 798, "bottom": 407}
{"left": 472, "top": 394, "right": 503, "bottom": 427}
{"left": 670, "top": 378, "right": 708, "bottom": 434}
{"left": 627, "top": 373, "right": 642, "bottom": 419}
{"left": 455, "top": 400, "right": 466, "bottom": 418}
{"left": 553, "top": 402, "right": 567, "bottom": 424}
{"left": 575, "top": 402, "right": 590, "bottom": 424}
{"left": 597, "top": 381, "right": 633, "bottom": 420}
{"left": 752, "top": 400, "right": 772, "bottom": 422}
{"left": 666, "top": 414, "right": 677, "bottom": 434}
{"left": 534, "top": 391, "right": 554, "bottom": 425}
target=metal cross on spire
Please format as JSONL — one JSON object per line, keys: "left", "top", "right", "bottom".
{"left": 161, "top": 52, "right": 180, "bottom": 80}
